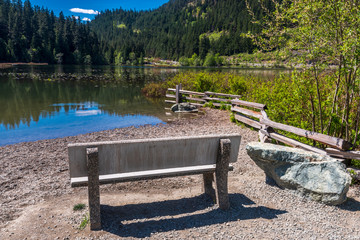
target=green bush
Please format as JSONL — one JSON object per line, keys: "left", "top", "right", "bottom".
{"left": 73, "top": 203, "right": 86, "bottom": 211}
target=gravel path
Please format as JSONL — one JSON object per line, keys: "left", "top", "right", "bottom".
{"left": 0, "top": 109, "right": 359, "bottom": 239}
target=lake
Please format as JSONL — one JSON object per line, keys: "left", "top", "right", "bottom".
{"left": 0, "top": 65, "right": 284, "bottom": 146}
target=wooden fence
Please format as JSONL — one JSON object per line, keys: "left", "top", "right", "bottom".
{"left": 166, "top": 85, "right": 360, "bottom": 161}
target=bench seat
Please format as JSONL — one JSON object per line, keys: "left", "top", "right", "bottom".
{"left": 71, "top": 164, "right": 234, "bottom": 187}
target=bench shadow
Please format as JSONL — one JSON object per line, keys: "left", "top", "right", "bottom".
{"left": 100, "top": 193, "right": 287, "bottom": 238}
{"left": 337, "top": 197, "right": 360, "bottom": 212}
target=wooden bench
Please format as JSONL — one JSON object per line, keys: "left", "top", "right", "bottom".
{"left": 68, "top": 134, "right": 241, "bottom": 230}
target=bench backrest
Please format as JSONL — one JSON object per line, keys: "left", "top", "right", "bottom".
{"left": 68, "top": 134, "right": 241, "bottom": 178}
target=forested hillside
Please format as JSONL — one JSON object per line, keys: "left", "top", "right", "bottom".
{"left": 91, "top": 0, "right": 270, "bottom": 64}
{"left": 0, "top": 0, "right": 104, "bottom": 64}
{"left": 0, "top": 0, "right": 270, "bottom": 65}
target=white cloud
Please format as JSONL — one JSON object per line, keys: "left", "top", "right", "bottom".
{"left": 74, "top": 16, "right": 79, "bottom": 19}
{"left": 82, "top": 17, "right": 91, "bottom": 22}
{"left": 70, "top": 8, "right": 99, "bottom": 15}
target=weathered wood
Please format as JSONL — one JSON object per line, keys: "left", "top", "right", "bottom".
{"left": 166, "top": 94, "right": 176, "bottom": 99}
{"left": 68, "top": 134, "right": 241, "bottom": 179}
{"left": 203, "top": 173, "right": 215, "bottom": 201}
{"left": 183, "top": 96, "right": 206, "bottom": 102}
{"left": 260, "top": 118, "right": 352, "bottom": 150}
{"left": 261, "top": 110, "right": 269, "bottom": 120}
{"left": 189, "top": 102, "right": 204, "bottom": 107}
{"left": 231, "top": 106, "right": 262, "bottom": 119}
{"left": 203, "top": 97, "right": 232, "bottom": 103}
{"left": 231, "top": 99, "right": 267, "bottom": 110}
{"left": 215, "top": 139, "right": 231, "bottom": 210}
{"left": 260, "top": 129, "right": 327, "bottom": 155}
{"left": 234, "top": 114, "right": 261, "bottom": 129}
{"left": 205, "top": 91, "right": 241, "bottom": 98}
{"left": 325, "top": 148, "right": 360, "bottom": 160}
{"left": 87, "top": 148, "right": 101, "bottom": 230}
{"left": 165, "top": 100, "right": 176, "bottom": 104}
{"left": 168, "top": 88, "right": 205, "bottom": 96}
{"left": 211, "top": 102, "right": 231, "bottom": 107}
{"left": 71, "top": 164, "right": 234, "bottom": 187}
{"left": 176, "top": 85, "right": 180, "bottom": 104}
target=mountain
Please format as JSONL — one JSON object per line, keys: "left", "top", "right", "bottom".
{"left": 91, "top": 0, "right": 270, "bottom": 64}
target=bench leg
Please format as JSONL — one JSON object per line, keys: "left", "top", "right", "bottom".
{"left": 203, "top": 173, "right": 216, "bottom": 201}
{"left": 87, "top": 148, "right": 101, "bottom": 230}
{"left": 215, "top": 139, "right": 231, "bottom": 210}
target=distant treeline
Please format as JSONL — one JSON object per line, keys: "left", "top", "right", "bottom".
{"left": 91, "top": 0, "right": 272, "bottom": 65}
{"left": 0, "top": 0, "right": 105, "bottom": 64}
{"left": 0, "top": 0, "right": 273, "bottom": 65}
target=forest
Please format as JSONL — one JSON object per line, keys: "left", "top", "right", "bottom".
{"left": 0, "top": 0, "right": 271, "bottom": 65}
{"left": 0, "top": 0, "right": 104, "bottom": 64}
{"left": 91, "top": 0, "right": 271, "bottom": 65}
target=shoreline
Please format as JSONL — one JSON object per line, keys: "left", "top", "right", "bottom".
{"left": 0, "top": 109, "right": 359, "bottom": 239}
{"left": 0, "top": 62, "right": 48, "bottom": 69}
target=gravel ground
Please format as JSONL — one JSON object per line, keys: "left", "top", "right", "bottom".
{"left": 0, "top": 108, "right": 359, "bottom": 239}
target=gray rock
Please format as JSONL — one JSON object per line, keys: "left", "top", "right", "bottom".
{"left": 246, "top": 142, "right": 351, "bottom": 205}
{"left": 171, "top": 103, "right": 198, "bottom": 113}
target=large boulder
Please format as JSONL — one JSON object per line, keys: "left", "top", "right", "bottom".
{"left": 246, "top": 142, "right": 351, "bottom": 205}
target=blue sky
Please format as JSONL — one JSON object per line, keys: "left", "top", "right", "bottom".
{"left": 29, "top": 0, "right": 170, "bottom": 21}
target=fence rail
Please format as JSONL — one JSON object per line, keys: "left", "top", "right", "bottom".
{"left": 166, "top": 85, "right": 358, "bottom": 161}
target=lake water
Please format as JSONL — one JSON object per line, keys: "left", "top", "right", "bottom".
{"left": 0, "top": 65, "right": 284, "bottom": 146}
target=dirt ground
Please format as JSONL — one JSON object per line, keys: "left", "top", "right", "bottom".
{"left": 0, "top": 109, "right": 359, "bottom": 239}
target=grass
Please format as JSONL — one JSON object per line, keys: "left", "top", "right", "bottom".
{"left": 79, "top": 214, "right": 89, "bottom": 230}
{"left": 73, "top": 203, "right": 86, "bottom": 211}
{"left": 351, "top": 159, "right": 360, "bottom": 168}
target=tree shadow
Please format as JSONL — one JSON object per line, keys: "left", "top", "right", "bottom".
{"left": 337, "top": 197, "right": 360, "bottom": 212}
{"left": 100, "top": 193, "right": 287, "bottom": 238}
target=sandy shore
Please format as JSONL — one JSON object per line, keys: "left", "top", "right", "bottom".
{"left": 0, "top": 109, "right": 359, "bottom": 239}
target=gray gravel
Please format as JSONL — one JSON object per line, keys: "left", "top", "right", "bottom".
{"left": 0, "top": 108, "right": 359, "bottom": 239}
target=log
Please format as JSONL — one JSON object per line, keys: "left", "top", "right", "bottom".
{"left": 261, "top": 110, "right": 269, "bottom": 120}
{"left": 183, "top": 96, "right": 206, "bottom": 102}
{"left": 203, "top": 97, "right": 232, "bottom": 103}
{"left": 211, "top": 102, "right": 231, "bottom": 107}
{"left": 205, "top": 91, "right": 241, "bottom": 98}
{"left": 234, "top": 114, "right": 261, "bottom": 129}
{"left": 260, "top": 129, "right": 327, "bottom": 155}
{"left": 189, "top": 102, "right": 204, "bottom": 107}
{"left": 325, "top": 148, "right": 360, "bottom": 160}
{"left": 166, "top": 94, "right": 176, "bottom": 99}
{"left": 168, "top": 88, "right": 205, "bottom": 96}
{"left": 260, "top": 118, "right": 352, "bottom": 150}
{"left": 165, "top": 100, "right": 176, "bottom": 104}
{"left": 231, "top": 106, "right": 262, "bottom": 119}
{"left": 231, "top": 99, "right": 267, "bottom": 110}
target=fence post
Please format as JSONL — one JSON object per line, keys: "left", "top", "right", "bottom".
{"left": 175, "top": 84, "right": 180, "bottom": 104}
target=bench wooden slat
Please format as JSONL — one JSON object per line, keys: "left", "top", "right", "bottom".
{"left": 71, "top": 164, "right": 234, "bottom": 187}
{"left": 68, "top": 134, "right": 241, "bottom": 178}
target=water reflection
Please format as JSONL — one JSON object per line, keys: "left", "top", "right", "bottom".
{"left": 0, "top": 102, "right": 164, "bottom": 146}
{"left": 0, "top": 65, "right": 287, "bottom": 146}
{"left": 0, "top": 66, "right": 174, "bottom": 130}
